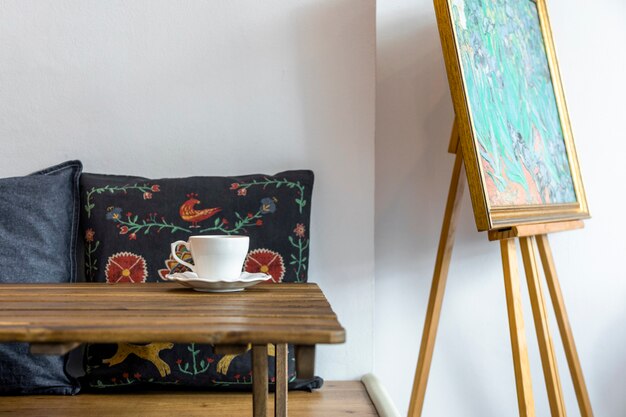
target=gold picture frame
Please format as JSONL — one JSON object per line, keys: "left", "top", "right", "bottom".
{"left": 434, "top": 0, "right": 589, "bottom": 231}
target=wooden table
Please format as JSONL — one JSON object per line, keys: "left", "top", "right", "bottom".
{"left": 0, "top": 283, "right": 345, "bottom": 417}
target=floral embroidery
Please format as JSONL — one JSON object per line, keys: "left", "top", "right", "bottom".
{"left": 106, "top": 207, "right": 123, "bottom": 221}
{"left": 244, "top": 249, "right": 285, "bottom": 283}
{"left": 231, "top": 178, "right": 306, "bottom": 213}
{"left": 112, "top": 212, "right": 191, "bottom": 236}
{"left": 293, "top": 223, "right": 306, "bottom": 238}
{"left": 90, "top": 375, "right": 179, "bottom": 388}
{"left": 85, "top": 184, "right": 160, "bottom": 218}
{"left": 105, "top": 252, "right": 148, "bottom": 283}
{"left": 259, "top": 197, "right": 277, "bottom": 214}
{"left": 85, "top": 229, "right": 100, "bottom": 280}
{"left": 106, "top": 198, "right": 276, "bottom": 238}
{"left": 289, "top": 224, "right": 309, "bottom": 282}
{"left": 176, "top": 343, "right": 211, "bottom": 376}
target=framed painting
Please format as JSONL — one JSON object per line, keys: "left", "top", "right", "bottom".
{"left": 434, "top": 0, "right": 589, "bottom": 231}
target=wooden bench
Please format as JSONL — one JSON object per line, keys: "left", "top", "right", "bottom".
{"left": 0, "top": 381, "right": 378, "bottom": 416}
{"left": 0, "top": 283, "right": 389, "bottom": 416}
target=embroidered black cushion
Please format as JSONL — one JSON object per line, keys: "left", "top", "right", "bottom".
{"left": 78, "top": 170, "right": 314, "bottom": 390}
{"left": 0, "top": 160, "right": 82, "bottom": 395}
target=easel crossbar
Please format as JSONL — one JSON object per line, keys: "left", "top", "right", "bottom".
{"left": 488, "top": 221, "right": 584, "bottom": 241}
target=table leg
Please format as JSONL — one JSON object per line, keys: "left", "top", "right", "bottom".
{"left": 275, "top": 343, "right": 288, "bottom": 417}
{"left": 252, "top": 344, "right": 269, "bottom": 417}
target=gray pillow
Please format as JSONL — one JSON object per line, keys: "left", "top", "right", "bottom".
{"left": 0, "top": 160, "right": 82, "bottom": 394}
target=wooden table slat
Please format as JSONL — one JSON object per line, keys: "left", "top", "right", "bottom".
{"left": 0, "top": 283, "right": 345, "bottom": 345}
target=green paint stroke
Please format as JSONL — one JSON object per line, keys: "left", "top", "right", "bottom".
{"left": 451, "top": 0, "right": 576, "bottom": 205}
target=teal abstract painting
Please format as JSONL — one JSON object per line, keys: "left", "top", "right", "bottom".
{"left": 450, "top": 0, "right": 576, "bottom": 206}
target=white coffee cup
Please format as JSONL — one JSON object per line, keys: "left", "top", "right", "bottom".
{"left": 170, "top": 236, "right": 250, "bottom": 281}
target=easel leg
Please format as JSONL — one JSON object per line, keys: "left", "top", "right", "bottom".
{"left": 520, "top": 237, "right": 566, "bottom": 417}
{"left": 501, "top": 238, "right": 536, "bottom": 417}
{"left": 536, "top": 235, "right": 594, "bottom": 417}
{"left": 407, "top": 149, "right": 465, "bottom": 417}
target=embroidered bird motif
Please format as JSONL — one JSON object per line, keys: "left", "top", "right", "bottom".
{"left": 179, "top": 193, "right": 221, "bottom": 228}
{"left": 216, "top": 343, "right": 276, "bottom": 375}
{"left": 103, "top": 342, "right": 174, "bottom": 377}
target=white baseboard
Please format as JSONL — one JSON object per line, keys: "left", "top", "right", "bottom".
{"left": 361, "top": 373, "right": 401, "bottom": 417}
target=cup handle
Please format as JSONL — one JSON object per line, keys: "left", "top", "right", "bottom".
{"left": 170, "top": 240, "right": 196, "bottom": 272}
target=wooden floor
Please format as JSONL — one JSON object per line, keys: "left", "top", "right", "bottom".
{"left": 0, "top": 381, "right": 378, "bottom": 417}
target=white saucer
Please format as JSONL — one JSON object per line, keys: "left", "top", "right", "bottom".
{"left": 162, "top": 271, "right": 271, "bottom": 292}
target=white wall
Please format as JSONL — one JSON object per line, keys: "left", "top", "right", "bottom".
{"left": 376, "top": 0, "right": 626, "bottom": 416}
{"left": 0, "top": 0, "right": 376, "bottom": 380}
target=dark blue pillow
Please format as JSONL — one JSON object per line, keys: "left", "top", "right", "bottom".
{"left": 0, "top": 160, "right": 82, "bottom": 394}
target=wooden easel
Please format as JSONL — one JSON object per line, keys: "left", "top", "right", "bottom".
{"left": 407, "top": 120, "right": 594, "bottom": 417}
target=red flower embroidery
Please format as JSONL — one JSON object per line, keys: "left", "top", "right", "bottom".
{"left": 207, "top": 358, "right": 215, "bottom": 364}
{"left": 247, "top": 213, "right": 253, "bottom": 218}
{"left": 104, "top": 252, "right": 148, "bottom": 284}
{"left": 129, "top": 233, "right": 137, "bottom": 240}
{"left": 151, "top": 184, "right": 160, "bottom": 192}
{"left": 222, "top": 218, "right": 229, "bottom": 225}
{"left": 244, "top": 249, "right": 285, "bottom": 283}
{"left": 122, "top": 372, "right": 129, "bottom": 379}
{"left": 230, "top": 183, "right": 240, "bottom": 190}
{"left": 85, "top": 228, "right": 95, "bottom": 242}
{"left": 119, "top": 226, "right": 129, "bottom": 235}
{"left": 237, "top": 188, "right": 247, "bottom": 196}
{"left": 176, "top": 359, "right": 182, "bottom": 365}
{"left": 293, "top": 223, "right": 306, "bottom": 238}
{"left": 143, "top": 192, "right": 153, "bottom": 200}
{"left": 134, "top": 373, "right": 141, "bottom": 379}
{"left": 256, "top": 219, "right": 263, "bottom": 226}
